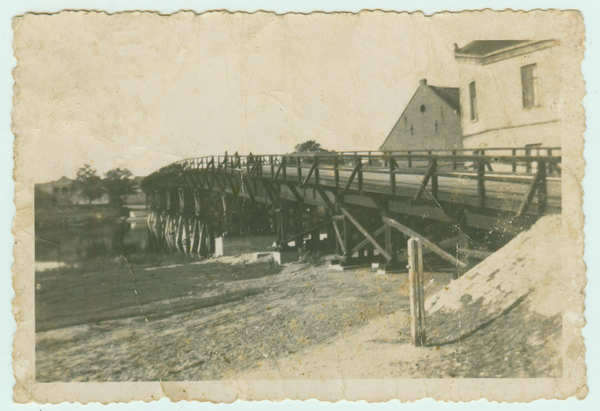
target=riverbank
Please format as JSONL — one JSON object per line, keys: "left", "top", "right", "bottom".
{"left": 35, "top": 253, "right": 561, "bottom": 381}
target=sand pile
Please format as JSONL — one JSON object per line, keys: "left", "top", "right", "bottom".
{"left": 424, "top": 214, "right": 563, "bottom": 345}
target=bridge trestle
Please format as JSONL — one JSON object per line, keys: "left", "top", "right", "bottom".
{"left": 141, "top": 148, "right": 561, "bottom": 265}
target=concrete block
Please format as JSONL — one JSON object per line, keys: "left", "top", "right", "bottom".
{"left": 273, "top": 251, "right": 299, "bottom": 265}
{"left": 215, "top": 235, "right": 277, "bottom": 257}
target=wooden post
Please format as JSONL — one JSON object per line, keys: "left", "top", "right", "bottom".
{"left": 477, "top": 160, "right": 485, "bottom": 208}
{"left": 357, "top": 156, "right": 363, "bottom": 192}
{"left": 295, "top": 205, "right": 304, "bottom": 249}
{"left": 343, "top": 217, "right": 351, "bottom": 262}
{"left": 389, "top": 158, "right": 396, "bottom": 196}
{"left": 408, "top": 238, "right": 426, "bottom": 347}
{"left": 537, "top": 160, "right": 547, "bottom": 215}
{"left": 334, "top": 157, "right": 340, "bottom": 191}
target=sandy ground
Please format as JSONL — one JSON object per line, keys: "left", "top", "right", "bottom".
{"left": 35, "top": 254, "right": 561, "bottom": 382}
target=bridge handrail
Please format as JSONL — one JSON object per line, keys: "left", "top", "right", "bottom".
{"left": 143, "top": 147, "right": 561, "bottom": 182}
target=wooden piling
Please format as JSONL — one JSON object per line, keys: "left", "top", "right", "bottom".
{"left": 408, "top": 238, "right": 426, "bottom": 347}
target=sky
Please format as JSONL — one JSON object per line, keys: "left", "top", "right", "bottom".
{"left": 12, "top": 10, "right": 580, "bottom": 182}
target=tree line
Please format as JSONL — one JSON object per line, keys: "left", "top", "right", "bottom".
{"left": 75, "top": 164, "right": 137, "bottom": 206}
{"left": 74, "top": 140, "right": 329, "bottom": 206}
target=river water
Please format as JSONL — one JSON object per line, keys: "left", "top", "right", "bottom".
{"left": 35, "top": 221, "right": 150, "bottom": 271}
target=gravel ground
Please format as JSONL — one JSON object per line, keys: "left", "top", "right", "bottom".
{"left": 35, "top": 255, "right": 560, "bottom": 382}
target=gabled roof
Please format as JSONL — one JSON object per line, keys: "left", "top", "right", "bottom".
{"left": 428, "top": 85, "right": 460, "bottom": 112}
{"left": 454, "top": 39, "right": 559, "bottom": 65}
{"left": 455, "top": 40, "right": 531, "bottom": 56}
{"left": 56, "top": 176, "right": 74, "bottom": 184}
{"left": 379, "top": 79, "right": 460, "bottom": 149}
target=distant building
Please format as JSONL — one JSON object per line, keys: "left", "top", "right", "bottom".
{"left": 454, "top": 40, "right": 561, "bottom": 148}
{"left": 35, "top": 176, "right": 77, "bottom": 201}
{"left": 36, "top": 176, "right": 109, "bottom": 205}
{"left": 380, "top": 79, "right": 462, "bottom": 152}
{"left": 35, "top": 176, "right": 146, "bottom": 206}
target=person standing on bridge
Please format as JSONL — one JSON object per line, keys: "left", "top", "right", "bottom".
{"left": 234, "top": 151, "right": 240, "bottom": 169}
{"left": 248, "top": 151, "right": 255, "bottom": 166}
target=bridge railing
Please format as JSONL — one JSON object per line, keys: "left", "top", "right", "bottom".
{"left": 142, "top": 147, "right": 561, "bottom": 216}
{"left": 146, "top": 147, "right": 561, "bottom": 180}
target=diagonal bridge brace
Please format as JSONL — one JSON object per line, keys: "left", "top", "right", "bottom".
{"left": 414, "top": 158, "right": 438, "bottom": 201}
{"left": 340, "top": 207, "right": 391, "bottom": 261}
{"left": 515, "top": 162, "right": 547, "bottom": 219}
{"left": 383, "top": 216, "right": 467, "bottom": 268}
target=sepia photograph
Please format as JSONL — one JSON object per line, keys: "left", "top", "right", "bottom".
{"left": 11, "top": 8, "right": 586, "bottom": 403}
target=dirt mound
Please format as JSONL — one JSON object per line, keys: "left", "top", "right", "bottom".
{"left": 424, "top": 214, "right": 563, "bottom": 345}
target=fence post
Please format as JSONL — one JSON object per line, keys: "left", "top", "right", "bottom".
{"left": 408, "top": 237, "right": 426, "bottom": 347}
{"left": 477, "top": 160, "right": 486, "bottom": 208}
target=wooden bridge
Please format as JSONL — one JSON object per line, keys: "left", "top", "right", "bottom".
{"left": 141, "top": 147, "right": 561, "bottom": 270}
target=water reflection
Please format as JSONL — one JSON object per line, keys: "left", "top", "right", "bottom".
{"left": 35, "top": 222, "right": 150, "bottom": 266}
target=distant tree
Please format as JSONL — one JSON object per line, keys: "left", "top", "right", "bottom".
{"left": 104, "top": 167, "right": 136, "bottom": 207}
{"left": 294, "top": 140, "right": 331, "bottom": 153}
{"left": 74, "top": 164, "right": 104, "bottom": 204}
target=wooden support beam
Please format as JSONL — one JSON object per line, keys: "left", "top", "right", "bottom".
{"left": 201, "top": 170, "right": 212, "bottom": 190}
{"left": 351, "top": 225, "right": 385, "bottom": 255}
{"left": 332, "top": 220, "right": 347, "bottom": 255}
{"left": 213, "top": 174, "right": 226, "bottom": 191}
{"left": 370, "top": 196, "right": 388, "bottom": 212}
{"left": 341, "top": 207, "right": 391, "bottom": 261}
{"left": 343, "top": 159, "right": 362, "bottom": 193}
{"left": 272, "top": 157, "right": 286, "bottom": 181}
{"left": 515, "top": 163, "right": 545, "bottom": 218}
{"left": 383, "top": 216, "right": 467, "bottom": 268}
{"left": 260, "top": 179, "right": 279, "bottom": 208}
{"left": 477, "top": 160, "right": 486, "bottom": 208}
{"left": 315, "top": 186, "right": 334, "bottom": 212}
{"left": 414, "top": 158, "right": 437, "bottom": 201}
{"left": 389, "top": 157, "right": 397, "bottom": 195}
{"left": 396, "top": 235, "right": 462, "bottom": 261}
{"left": 241, "top": 174, "right": 255, "bottom": 201}
{"left": 224, "top": 174, "right": 239, "bottom": 196}
{"left": 458, "top": 248, "right": 493, "bottom": 259}
{"left": 334, "top": 157, "right": 340, "bottom": 190}
{"left": 284, "top": 182, "right": 304, "bottom": 205}
{"left": 248, "top": 159, "right": 261, "bottom": 179}
{"left": 302, "top": 159, "right": 319, "bottom": 186}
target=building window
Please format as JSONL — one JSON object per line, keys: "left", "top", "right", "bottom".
{"left": 410, "top": 125, "right": 414, "bottom": 135}
{"left": 420, "top": 105, "right": 426, "bottom": 113}
{"left": 435, "top": 121, "right": 438, "bottom": 133}
{"left": 521, "top": 64, "right": 537, "bottom": 109}
{"left": 469, "top": 81, "right": 477, "bottom": 121}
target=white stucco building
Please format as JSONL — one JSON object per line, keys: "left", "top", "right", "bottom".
{"left": 454, "top": 40, "right": 562, "bottom": 149}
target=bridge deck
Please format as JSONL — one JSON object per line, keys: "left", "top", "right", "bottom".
{"left": 142, "top": 147, "right": 561, "bottom": 262}
{"left": 143, "top": 147, "right": 561, "bottom": 219}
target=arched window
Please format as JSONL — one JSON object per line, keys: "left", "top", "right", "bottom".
{"left": 420, "top": 104, "right": 426, "bottom": 113}
{"left": 435, "top": 121, "right": 438, "bottom": 133}
{"left": 410, "top": 125, "right": 414, "bottom": 136}
{"left": 52, "top": 187, "right": 59, "bottom": 196}
{"left": 61, "top": 187, "right": 69, "bottom": 195}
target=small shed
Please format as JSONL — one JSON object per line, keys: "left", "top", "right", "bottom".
{"left": 380, "top": 79, "right": 462, "bottom": 151}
